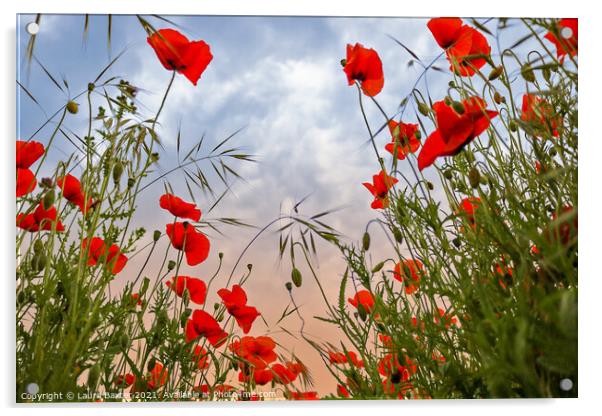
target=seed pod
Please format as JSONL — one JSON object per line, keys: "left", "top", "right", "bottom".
{"left": 452, "top": 101, "right": 465, "bottom": 115}
{"left": 285, "top": 282, "right": 293, "bottom": 292}
{"left": 87, "top": 364, "right": 100, "bottom": 388}
{"left": 219, "top": 252, "right": 224, "bottom": 259}
{"left": 113, "top": 162, "right": 124, "bottom": 184}
{"left": 362, "top": 232, "right": 371, "bottom": 251}
{"left": 291, "top": 268, "right": 303, "bottom": 288}
{"left": 33, "top": 239, "right": 44, "bottom": 253}
{"left": 371, "top": 262, "right": 384, "bottom": 273}
{"left": 66, "top": 101, "right": 79, "bottom": 114}
{"left": 469, "top": 168, "right": 481, "bottom": 189}
{"left": 417, "top": 102, "right": 430, "bottom": 116}
{"left": 357, "top": 304, "right": 368, "bottom": 321}
{"left": 488, "top": 65, "right": 504, "bottom": 81}
{"left": 42, "top": 190, "right": 55, "bottom": 210}
{"left": 87, "top": 83, "right": 95, "bottom": 92}
{"left": 247, "top": 264, "right": 253, "bottom": 271}
{"left": 392, "top": 228, "right": 403, "bottom": 244}
{"left": 153, "top": 230, "right": 161, "bottom": 242}
{"left": 521, "top": 64, "right": 535, "bottom": 83}
{"left": 167, "top": 260, "right": 176, "bottom": 271}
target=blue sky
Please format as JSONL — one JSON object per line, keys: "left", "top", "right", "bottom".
{"left": 17, "top": 14, "right": 538, "bottom": 395}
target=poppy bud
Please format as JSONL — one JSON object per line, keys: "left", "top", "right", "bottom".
{"left": 357, "top": 304, "right": 368, "bottom": 321}
{"left": 33, "top": 239, "right": 44, "bottom": 253}
{"left": 469, "top": 168, "right": 481, "bottom": 189}
{"left": 17, "top": 291, "right": 26, "bottom": 305}
{"left": 167, "top": 260, "right": 176, "bottom": 271}
{"left": 509, "top": 120, "right": 518, "bottom": 132}
{"left": 549, "top": 148, "right": 557, "bottom": 157}
{"left": 127, "top": 177, "right": 135, "bottom": 188}
{"left": 521, "top": 64, "right": 535, "bottom": 83}
{"left": 66, "top": 100, "right": 79, "bottom": 114}
{"left": 120, "top": 333, "right": 129, "bottom": 349}
{"left": 488, "top": 65, "right": 504, "bottom": 81}
{"left": 371, "top": 262, "right": 384, "bottom": 273}
{"left": 444, "top": 170, "right": 454, "bottom": 180}
{"left": 444, "top": 96, "right": 452, "bottom": 106}
{"left": 141, "top": 277, "right": 150, "bottom": 295}
{"left": 41, "top": 190, "right": 55, "bottom": 210}
{"left": 153, "top": 230, "right": 161, "bottom": 242}
{"left": 88, "top": 83, "right": 95, "bottom": 92}
{"left": 31, "top": 253, "right": 47, "bottom": 272}
{"left": 88, "top": 364, "right": 100, "bottom": 388}
{"left": 417, "top": 102, "right": 430, "bottom": 116}
{"left": 392, "top": 228, "right": 403, "bottom": 243}
{"left": 147, "top": 357, "right": 156, "bottom": 372}
{"left": 219, "top": 252, "right": 224, "bottom": 259}
{"left": 151, "top": 153, "right": 160, "bottom": 162}
{"left": 41, "top": 177, "right": 54, "bottom": 188}
{"left": 362, "top": 232, "right": 371, "bottom": 251}
{"left": 426, "top": 181, "right": 434, "bottom": 190}
{"left": 448, "top": 81, "right": 456, "bottom": 88}
{"left": 493, "top": 92, "right": 504, "bottom": 105}
{"left": 465, "top": 150, "right": 476, "bottom": 163}
{"left": 451, "top": 101, "right": 465, "bottom": 115}
{"left": 542, "top": 67, "right": 551, "bottom": 82}
{"left": 113, "top": 162, "right": 124, "bottom": 184}
{"left": 285, "top": 282, "right": 293, "bottom": 291}
{"left": 340, "top": 59, "right": 347, "bottom": 67}
{"left": 414, "top": 130, "right": 421, "bottom": 140}
{"left": 452, "top": 237, "right": 461, "bottom": 248}
{"left": 291, "top": 268, "right": 303, "bottom": 288}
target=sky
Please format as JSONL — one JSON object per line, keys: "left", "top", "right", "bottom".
{"left": 16, "top": 14, "right": 538, "bottom": 396}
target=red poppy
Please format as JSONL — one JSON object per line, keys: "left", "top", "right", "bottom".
{"left": 16, "top": 202, "right": 65, "bottom": 232}
{"left": 56, "top": 174, "right": 93, "bottom": 214}
{"left": 217, "top": 285, "right": 260, "bottom": 334}
{"left": 286, "top": 361, "right": 304, "bottom": 377}
{"left": 166, "top": 275, "right": 207, "bottom": 305}
{"left": 328, "top": 351, "right": 364, "bottom": 368}
{"left": 82, "top": 237, "right": 128, "bottom": 275}
{"left": 378, "top": 354, "right": 411, "bottom": 379}
{"left": 271, "top": 363, "right": 297, "bottom": 384}
{"left": 546, "top": 205, "right": 577, "bottom": 246}
{"left": 427, "top": 17, "right": 491, "bottom": 76}
{"left": 458, "top": 197, "right": 481, "bottom": 229}
{"left": 343, "top": 43, "right": 384, "bottom": 97}
{"left": 435, "top": 307, "right": 458, "bottom": 328}
{"left": 147, "top": 28, "right": 213, "bottom": 86}
{"left": 379, "top": 333, "right": 393, "bottom": 349}
{"left": 521, "top": 94, "right": 561, "bottom": 137}
{"left": 348, "top": 290, "right": 375, "bottom": 313}
{"left": 130, "top": 293, "right": 143, "bottom": 306}
{"left": 544, "top": 18, "right": 578, "bottom": 61}
{"left": 238, "top": 368, "right": 273, "bottom": 386}
{"left": 166, "top": 222, "right": 210, "bottom": 266}
{"left": 417, "top": 97, "right": 498, "bottom": 170}
{"left": 289, "top": 391, "right": 319, "bottom": 400}
{"left": 185, "top": 309, "right": 228, "bottom": 346}
{"left": 392, "top": 259, "right": 425, "bottom": 294}
{"left": 495, "top": 258, "right": 514, "bottom": 290}
{"left": 385, "top": 120, "right": 421, "bottom": 160}
{"left": 147, "top": 362, "right": 168, "bottom": 390}
{"left": 159, "top": 193, "right": 202, "bottom": 222}
{"left": 229, "top": 336, "right": 277, "bottom": 370}
{"left": 16, "top": 140, "right": 44, "bottom": 197}
{"left": 363, "top": 170, "right": 398, "bottom": 209}
{"left": 337, "top": 384, "right": 350, "bottom": 398}
{"left": 114, "top": 373, "right": 135, "bottom": 387}
{"left": 193, "top": 345, "right": 210, "bottom": 370}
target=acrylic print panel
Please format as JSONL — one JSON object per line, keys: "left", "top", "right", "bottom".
{"left": 16, "top": 14, "right": 577, "bottom": 402}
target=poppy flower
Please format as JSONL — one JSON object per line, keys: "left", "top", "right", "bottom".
{"left": 193, "top": 345, "right": 210, "bottom": 370}
{"left": 521, "top": 94, "right": 561, "bottom": 137}
{"left": 348, "top": 290, "right": 375, "bottom": 313}
{"left": 16, "top": 202, "right": 65, "bottom": 232}
{"left": 289, "top": 391, "right": 319, "bottom": 400}
{"left": 392, "top": 259, "right": 425, "bottom": 294}
{"left": 229, "top": 336, "right": 277, "bottom": 370}
{"left": 427, "top": 17, "right": 491, "bottom": 77}
{"left": 186, "top": 309, "right": 228, "bottom": 346}
{"left": 159, "top": 193, "right": 201, "bottom": 222}
{"left": 166, "top": 222, "right": 210, "bottom": 266}
{"left": 238, "top": 368, "right": 273, "bottom": 386}
{"left": 435, "top": 307, "right": 458, "bottom": 328}
{"left": 56, "top": 174, "right": 93, "bottom": 214}
{"left": 343, "top": 43, "right": 384, "bottom": 97}
{"left": 147, "top": 28, "right": 213, "bottom": 86}
{"left": 114, "top": 373, "right": 135, "bottom": 387}
{"left": 271, "top": 363, "right": 297, "bottom": 384}
{"left": 16, "top": 140, "right": 44, "bottom": 197}
{"left": 385, "top": 120, "right": 421, "bottom": 160}
{"left": 166, "top": 275, "right": 207, "bottom": 305}
{"left": 458, "top": 197, "right": 481, "bottom": 229}
{"left": 544, "top": 18, "right": 578, "bottom": 61}
{"left": 379, "top": 333, "right": 393, "bottom": 349}
{"left": 337, "top": 384, "right": 350, "bottom": 398}
{"left": 378, "top": 354, "right": 415, "bottom": 380}
{"left": 417, "top": 97, "right": 498, "bottom": 170}
{"left": 130, "top": 293, "right": 143, "bottom": 307}
{"left": 363, "top": 170, "right": 398, "bottom": 209}
{"left": 217, "top": 285, "right": 260, "bottom": 334}
{"left": 147, "top": 362, "right": 168, "bottom": 390}
{"left": 546, "top": 205, "right": 577, "bottom": 246}
{"left": 495, "top": 258, "right": 514, "bottom": 290}
{"left": 328, "top": 351, "right": 364, "bottom": 368}
{"left": 82, "top": 237, "right": 128, "bottom": 275}
{"left": 286, "top": 361, "right": 304, "bottom": 377}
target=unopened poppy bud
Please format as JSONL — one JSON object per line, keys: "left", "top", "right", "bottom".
{"left": 141, "top": 277, "right": 150, "bottom": 294}
{"left": 542, "top": 67, "right": 551, "bottom": 82}
{"left": 469, "top": 168, "right": 481, "bottom": 189}
{"left": 17, "top": 291, "right": 26, "bottom": 305}
{"left": 521, "top": 64, "right": 535, "bottom": 83}
{"left": 120, "top": 333, "right": 129, "bottom": 349}
{"left": 426, "top": 181, "right": 434, "bottom": 190}
{"left": 444, "top": 96, "right": 452, "bottom": 106}
{"left": 41, "top": 177, "right": 54, "bottom": 188}
{"left": 127, "top": 178, "right": 135, "bottom": 188}
{"left": 66, "top": 100, "right": 79, "bottom": 114}
{"left": 448, "top": 81, "right": 456, "bottom": 88}
{"left": 465, "top": 150, "right": 475, "bottom": 163}
{"left": 32, "top": 253, "right": 47, "bottom": 272}
{"left": 291, "top": 268, "right": 303, "bottom": 288}
{"left": 87, "top": 364, "right": 100, "bottom": 388}
{"left": 417, "top": 102, "right": 430, "bottom": 116}
{"left": 452, "top": 101, "right": 465, "bottom": 115}
{"left": 549, "top": 148, "right": 557, "bottom": 157}
{"left": 214, "top": 303, "right": 220, "bottom": 310}
{"left": 33, "top": 239, "right": 44, "bottom": 253}
{"left": 42, "top": 190, "right": 55, "bottom": 210}
{"left": 88, "top": 82, "right": 95, "bottom": 92}
{"left": 444, "top": 170, "right": 454, "bottom": 180}
{"left": 340, "top": 59, "right": 347, "bottom": 67}
{"left": 167, "top": 260, "right": 176, "bottom": 271}
{"left": 285, "top": 282, "right": 293, "bottom": 291}
{"left": 392, "top": 228, "right": 403, "bottom": 243}
{"left": 362, "top": 232, "right": 371, "bottom": 251}
{"left": 488, "top": 65, "right": 504, "bottom": 81}
{"left": 371, "top": 262, "right": 384, "bottom": 273}
{"left": 414, "top": 130, "right": 421, "bottom": 140}
{"left": 151, "top": 152, "right": 160, "bottom": 162}
{"left": 153, "top": 230, "right": 161, "bottom": 242}
{"left": 452, "top": 237, "right": 461, "bottom": 248}
{"left": 357, "top": 304, "right": 368, "bottom": 321}
{"left": 113, "top": 162, "right": 124, "bottom": 184}
{"left": 493, "top": 92, "right": 504, "bottom": 105}
{"left": 147, "top": 357, "right": 156, "bottom": 372}
{"left": 509, "top": 120, "right": 518, "bottom": 132}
